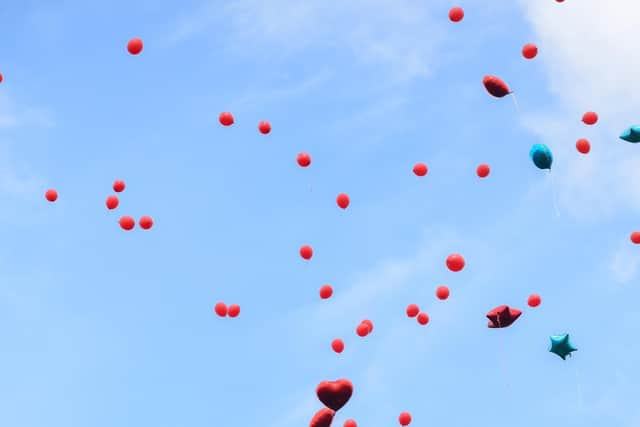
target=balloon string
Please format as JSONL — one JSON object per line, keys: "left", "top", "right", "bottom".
{"left": 574, "top": 364, "right": 583, "bottom": 408}
{"left": 548, "top": 170, "right": 561, "bottom": 217}
{"left": 510, "top": 92, "right": 520, "bottom": 113}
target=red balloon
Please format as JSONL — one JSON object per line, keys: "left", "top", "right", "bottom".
{"left": 45, "top": 189, "right": 58, "bottom": 202}
{"left": 105, "top": 195, "right": 119, "bottom": 210}
{"left": 344, "top": 420, "right": 357, "bottom": 427}
{"left": 0, "top": 72, "right": 3, "bottom": 84}
{"left": 398, "top": 412, "right": 412, "bottom": 426}
{"left": 362, "top": 319, "right": 373, "bottom": 333}
{"left": 227, "top": 304, "right": 240, "bottom": 317}
{"left": 417, "top": 312, "right": 429, "bottom": 325}
{"left": 258, "top": 120, "right": 271, "bottom": 134}
{"left": 413, "top": 163, "right": 428, "bottom": 176}
{"left": 320, "top": 285, "right": 333, "bottom": 299}
{"left": 113, "top": 180, "right": 125, "bottom": 193}
{"left": 356, "top": 322, "right": 369, "bottom": 337}
{"left": 522, "top": 43, "right": 538, "bottom": 59}
{"left": 316, "top": 379, "right": 353, "bottom": 411}
{"left": 406, "top": 304, "right": 420, "bottom": 318}
{"left": 219, "top": 112, "right": 234, "bottom": 126}
{"left": 582, "top": 111, "right": 598, "bottom": 125}
{"left": 576, "top": 138, "right": 590, "bottom": 154}
{"left": 139, "top": 216, "right": 153, "bottom": 230}
{"left": 527, "top": 294, "right": 541, "bottom": 308}
{"left": 119, "top": 216, "right": 135, "bottom": 231}
{"left": 477, "top": 164, "right": 490, "bottom": 178}
{"left": 331, "top": 338, "right": 344, "bottom": 353}
{"left": 483, "top": 75, "right": 510, "bottom": 98}
{"left": 300, "top": 245, "right": 313, "bottom": 260}
{"left": 446, "top": 254, "right": 465, "bottom": 272}
{"left": 297, "top": 152, "right": 311, "bottom": 167}
{"left": 214, "top": 302, "right": 228, "bottom": 317}
{"left": 486, "top": 305, "right": 522, "bottom": 328}
{"left": 310, "top": 408, "right": 335, "bottom": 427}
{"left": 337, "top": 193, "right": 350, "bottom": 209}
{"left": 448, "top": 7, "right": 464, "bottom": 22}
{"left": 630, "top": 231, "right": 640, "bottom": 244}
{"left": 436, "top": 285, "right": 450, "bottom": 300}
{"left": 127, "top": 38, "right": 143, "bottom": 55}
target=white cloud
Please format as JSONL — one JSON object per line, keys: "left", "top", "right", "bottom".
{"left": 0, "top": 93, "right": 54, "bottom": 129}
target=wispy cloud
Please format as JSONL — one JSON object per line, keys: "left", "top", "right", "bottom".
{"left": 0, "top": 93, "right": 55, "bottom": 129}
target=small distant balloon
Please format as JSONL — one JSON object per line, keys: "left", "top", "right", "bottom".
{"left": 227, "top": 304, "right": 240, "bottom": 317}
{"left": 528, "top": 294, "right": 541, "bottom": 307}
{"left": 417, "top": 312, "right": 429, "bottom": 325}
{"left": 356, "top": 322, "right": 369, "bottom": 337}
{"left": 361, "top": 319, "right": 373, "bottom": 333}
{"left": 436, "top": 285, "right": 450, "bottom": 300}
{"left": 413, "top": 163, "right": 428, "bottom": 176}
{"left": 139, "top": 216, "right": 153, "bottom": 230}
{"left": 582, "top": 111, "right": 598, "bottom": 125}
{"left": 630, "top": 231, "right": 640, "bottom": 244}
{"left": 448, "top": 7, "right": 464, "bottom": 22}
{"left": 446, "top": 254, "right": 465, "bottom": 272}
{"left": 258, "top": 121, "right": 271, "bottom": 134}
{"left": 619, "top": 125, "right": 640, "bottom": 143}
{"left": 320, "top": 285, "right": 333, "bottom": 299}
{"left": 576, "top": 138, "right": 590, "bottom": 154}
{"left": 106, "top": 195, "right": 119, "bottom": 210}
{"left": 398, "top": 412, "right": 412, "bottom": 426}
{"left": 300, "top": 245, "right": 313, "bottom": 260}
{"left": 336, "top": 193, "right": 350, "bottom": 209}
{"left": 406, "top": 304, "right": 420, "bottom": 318}
{"left": 297, "top": 152, "right": 311, "bottom": 167}
{"left": 214, "top": 302, "right": 228, "bottom": 317}
{"left": 119, "top": 216, "right": 135, "bottom": 231}
{"left": 344, "top": 420, "right": 357, "bottom": 427}
{"left": 45, "top": 189, "right": 58, "bottom": 202}
{"left": 530, "top": 144, "right": 553, "bottom": 170}
{"left": 477, "top": 164, "right": 490, "bottom": 178}
{"left": 0, "top": 72, "right": 3, "bottom": 84}
{"left": 127, "top": 38, "right": 143, "bottom": 55}
{"left": 522, "top": 43, "right": 538, "bottom": 59}
{"left": 332, "top": 339, "right": 345, "bottom": 353}
{"left": 113, "top": 180, "right": 126, "bottom": 193}
{"left": 219, "top": 112, "right": 234, "bottom": 126}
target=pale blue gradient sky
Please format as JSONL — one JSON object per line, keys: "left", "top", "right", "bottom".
{"left": 1, "top": 1, "right": 639, "bottom": 426}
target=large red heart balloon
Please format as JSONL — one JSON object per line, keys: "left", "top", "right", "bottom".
{"left": 309, "top": 408, "right": 335, "bottom": 427}
{"left": 316, "top": 379, "right": 353, "bottom": 411}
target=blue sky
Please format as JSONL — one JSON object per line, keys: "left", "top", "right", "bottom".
{"left": 1, "top": 0, "right": 639, "bottom": 426}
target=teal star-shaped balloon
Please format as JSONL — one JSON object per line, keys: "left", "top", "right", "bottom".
{"left": 549, "top": 334, "right": 577, "bottom": 360}
{"left": 620, "top": 125, "right": 640, "bottom": 143}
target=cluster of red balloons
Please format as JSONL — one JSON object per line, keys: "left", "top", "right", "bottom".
{"left": 214, "top": 302, "right": 241, "bottom": 318}
{"left": 356, "top": 319, "right": 373, "bottom": 337}
{"left": 107, "top": 180, "right": 154, "bottom": 231}
{"left": 218, "top": 111, "right": 272, "bottom": 135}
{"left": 406, "top": 304, "right": 429, "bottom": 326}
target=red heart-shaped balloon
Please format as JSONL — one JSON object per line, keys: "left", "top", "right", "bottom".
{"left": 309, "top": 408, "right": 335, "bottom": 427}
{"left": 316, "top": 379, "right": 353, "bottom": 411}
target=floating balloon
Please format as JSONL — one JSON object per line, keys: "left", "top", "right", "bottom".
{"left": 119, "top": 216, "right": 135, "bottom": 231}
{"left": 227, "top": 304, "right": 240, "bottom": 317}
{"left": 219, "top": 112, "right": 234, "bottom": 126}
{"left": 310, "top": 408, "right": 335, "bottom": 427}
{"left": 320, "top": 285, "right": 333, "bottom": 299}
{"left": 631, "top": 231, "right": 640, "bottom": 244}
{"left": 331, "top": 339, "right": 344, "bottom": 353}
{"left": 528, "top": 294, "right": 541, "bottom": 307}
{"left": 398, "top": 412, "right": 412, "bottom": 426}
{"left": 337, "top": 193, "right": 350, "bottom": 209}
{"left": 576, "top": 138, "right": 590, "bottom": 154}
{"left": 0, "top": 72, "right": 3, "bottom": 84}
{"left": 45, "top": 189, "right": 58, "bottom": 202}
{"left": 406, "top": 304, "right": 419, "bottom": 318}
{"left": 300, "top": 245, "right": 313, "bottom": 260}
{"left": 530, "top": 144, "right": 553, "bottom": 170}
{"left": 356, "top": 323, "right": 369, "bottom": 337}
{"left": 486, "top": 305, "right": 522, "bottom": 328}
{"left": 127, "top": 38, "right": 143, "bottom": 55}
{"left": 113, "top": 180, "right": 126, "bottom": 192}
{"left": 105, "top": 195, "right": 119, "bottom": 210}
{"left": 582, "top": 111, "right": 598, "bottom": 125}
{"left": 258, "top": 121, "right": 271, "bottom": 134}
{"left": 522, "top": 43, "right": 538, "bottom": 59}
{"left": 316, "top": 379, "right": 353, "bottom": 411}
{"left": 446, "top": 254, "right": 465, "bottom": 272}
{"left": 436, "top": 285, "right": 450, "bottom": 300}
{"left": 362, "top": 319, "right": 373, "bottom": 333}
{"left": 139, "top": 216, "right": 153, "bottom": 230}
{"left": 448, "top": 7, "right": 464, "bottom": 22}
{"left": 417, "top": 312, "right": 429, "bottom": 325}
{"left": 483, "top": 75, "right": 511, "bottom": 98}
{"left": 297, "top": 152, "right": 311, "bottom": 167}
{"left": 344, "top": 420, "right": 357, "bottom": 427}
{"left": 549, "top": 334, "right": 577, "bottom": 360}
{"left": 214, "top": 302, "right": 227, "bottom": 317}
{"left": 477, "top": 164, "right": 490, "bottom": 178}
{"left": 619, "top": 125, "right": 640, "bottom": 143}
{"left": 413, "top": 163, "right": 428, "bottom": 176}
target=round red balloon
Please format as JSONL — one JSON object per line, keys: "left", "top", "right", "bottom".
{"left": 576, "top": 138, "right": 590, "bottom": 154}
{"left": 127, "top": 38, "right": 143, "bottom": 55}
{"left": 446, "top": 254, "right": 465, "bottom": 272}
{"left": 630, "top": 231, "right": 640, "bottom": 244}
{"left": 522, "top": 43, "right": 538, "bottom": 59}
{"left": 320, "top": 285, "right": 333, "bottom": 299}
{"left": 113, "top": 180, "right": 125, "bottom": 193}
{"left": 398, "top": 412, "right": 412, "bottom": 426}
{"left": 362, "top": 319, "right": 373, "bottom": 333}
{"left": 219, "top": 112, "right": 234, "bottom": 126}
{"left": 139, "top": 216, "right": 153, "bottom": 230}
{"left": 413, "top": 163, "right": 428, "bottom": 176}
{"left": 436, "top": 285, "right": 450, "bottom": 300}
{"left": 406, "top": 304, "right": 419, "bottom": 318}
{"left": 356, "top": 322, "right": 369, "bottom": 337}
{"left": 337, "top": 193, "right": 350, "bottom": 209}
{"left": 332, "top": 339, "right": 344, "bottom": 353}
{"left": 297, "top": 152, "right": 311, "bottom": 167}
{"left": 477, "top": 164, "right": 490, "bottom": 178}
{"left": 417, "top": 312, "right": 429, "bottom": 325}
{"left": 527, "top": 294, "right": 541, "bottom": 308}
{"left": 227, "top": 304, "right": 240, "bottom": 317}
{"left": 106, "top": 195, "right": 119, "bottom": 210}
{"left": 258, "top": 121, "right": 271, "bottom": 134}
{"left": 344, "top": 420, "right": 357, "bottom": 427}
{"left": 214, "top": 302, "right": 228, "bottom": 317}
{"left": 45, "top": 189, "right": 58, "bottom": 202}
{"left": 582, "top": 111, "right": 598, "bottom": 125}
{"left": 119, "top": 216, "right": 135, "bottom": 231}
{"left": 300, "top": 245, "right": 313, "bottom": 260}
{"left": 448, "top": 7, "right": 464, "bottom": 22}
